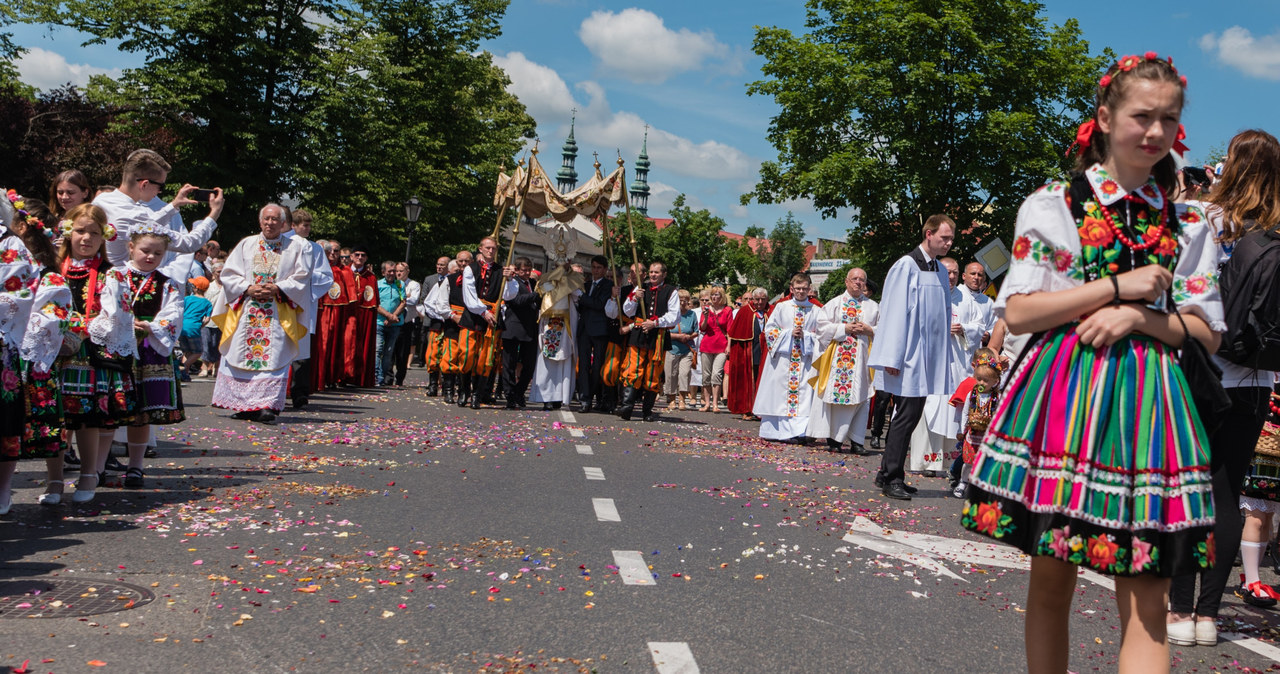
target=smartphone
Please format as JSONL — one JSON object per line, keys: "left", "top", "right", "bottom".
{"left": 1182, "top": 166, "right": 1210, "bottom": 187}
{"left": 189, "top": 188, "right": 215, "bottom": 202}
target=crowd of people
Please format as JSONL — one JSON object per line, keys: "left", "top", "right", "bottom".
{"left": 4, "top": 50, "right": 1280, "bottom": 672}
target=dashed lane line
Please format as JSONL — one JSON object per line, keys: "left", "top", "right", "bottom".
{"left": 575, "top": 444, "right": 594, "bottom": 455}
{"left": 648, "top": 641, "right": 699, "bottom": 673}
{"left": 569, "top": 428, "right": 586, "bottom": 438}
{"left": 592, "top": 498, "right": 620, "bottom": 522}
{"left": 612, "top": 550, "right": 655, "bottom": 585}
{"left": 583, "top": 466, "right": 605, "bottom": 481}
{"left": 560, "top": 410, "right": 577, "bottom": 424}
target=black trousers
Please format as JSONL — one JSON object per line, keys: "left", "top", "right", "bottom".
{"left": 291, "top": 358, "right": 311, "bottom": 401}
{"left": 879, "top": 395, "right": 925, "bottom": 484}
{"left": 393, "top": 318, "right": 420, "bottom": 384}
{"left": 871, "top": 391, "right": 894, "bottom": 437}
{"left": 1169, "top": 386, "right": 1271, "bottom": 617}
{"left": 501, "top": 337, "right": 537, "bottom": 401}
{"left": 577, "top": 333, "right": 609, "bottom": 404}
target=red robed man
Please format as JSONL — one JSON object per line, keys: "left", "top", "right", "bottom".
{"left": 726, "top": 288, "right": 773, "bottom": 419}
{"left": 313, "top": 241, "right": 356, "bottom": 390}
{"left": 342, "top": 245, "right": 379, "bottom": 387}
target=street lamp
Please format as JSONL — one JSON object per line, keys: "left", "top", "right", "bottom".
{"left": 403, "top": 196, "right": 423, "bottom": 261}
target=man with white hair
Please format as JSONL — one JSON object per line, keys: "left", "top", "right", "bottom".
{"left": 210, "top": 204, "right": 316, "bottom": 424}
{"left": 807, "top": 267, "right": 879, "bottom": 454}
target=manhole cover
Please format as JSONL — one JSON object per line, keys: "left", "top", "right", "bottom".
{"left": 0, "top": 578, "right": 155, "bottom": 618}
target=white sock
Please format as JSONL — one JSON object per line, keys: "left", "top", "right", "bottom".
{"left": 127, "top": 443, "right": 147, "bottom": 471}
{"left": 1242, "top": 540, "right": 1266, "bottom": 586}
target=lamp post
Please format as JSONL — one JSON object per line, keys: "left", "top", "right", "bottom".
{"left": 403, "top": 196, "right": 423, "bottom": 261}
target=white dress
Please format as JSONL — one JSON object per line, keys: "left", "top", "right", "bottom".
{"left": 754, "top": 298, "right": 827, "bottom": 439}
{"left": 530, "top": 288, "right": 580, "bottom": 404}
{"left": 807, "top": 292, "right": 879, "bottom": 444}
{"left": 210, "top": 235, "right": 315, "bottom": 412}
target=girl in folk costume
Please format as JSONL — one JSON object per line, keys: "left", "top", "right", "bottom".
{"left": 960, "top": 53, "right": 1223, "bottom": 672}
{"left": 56, "top": 205, "right": 132, "bottom": 503}
{"left": 0, "top": 191, "right": 73, "bottom": 513}
{"left": 948, "top": 348, "right": 1002, "bottom": 499}
{"left": 753, "top": 273, "right": 828, "bottom": 442}
{"left": 89, "top": 223, "right": 185, "bottom": 490}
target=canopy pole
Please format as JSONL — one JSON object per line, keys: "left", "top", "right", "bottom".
{"left": 618, "top": 157, "right": 645, "bottom": 318}
{"left": 482, "top": 143, "right": 537, "bottom": 375}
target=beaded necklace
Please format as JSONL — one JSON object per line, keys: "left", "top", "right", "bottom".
{"left": 1098, "top": 195, "right": 1167, "bottom": 251}
{"left": 61, "top": 256, "right": 102, "bottom": 317}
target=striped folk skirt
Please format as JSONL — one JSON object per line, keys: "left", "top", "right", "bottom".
{"left": 962, "top": 327, "right": 1215, "bottom": 577}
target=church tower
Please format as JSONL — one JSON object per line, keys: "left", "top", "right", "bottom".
{"left": 556, "top": 111, "right": 579, "bottom": 193}
{"left": 629, "top": 127, "right": 651, "bottom": 216}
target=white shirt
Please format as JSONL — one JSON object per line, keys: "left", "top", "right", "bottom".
{"left": 95, "top": 190, "right": 217, "bottom": 282}
{"left": 622, "top": 285, "right": 680, "bottom": 328}
{"left": 401, "top": 279, "right": 422, "bottom": 321}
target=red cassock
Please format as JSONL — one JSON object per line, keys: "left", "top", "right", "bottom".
{"left": 342, "top": 266, "right": 379, "bottom": 387}
{"left": 726, "top": 306, "right": 770, "bottom": 415}
{"left": 313, "top": 264, "right": 356, "bottom": 390}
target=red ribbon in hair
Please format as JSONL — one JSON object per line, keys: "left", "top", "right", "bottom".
{"left": 1173, "top": 124, "right": 1189, "bottom": 155}
{"left": 1066, "top": 119, "right": 1097, "bottom": 158}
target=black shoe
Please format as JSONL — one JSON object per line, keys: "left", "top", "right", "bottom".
{"left": 144, "top": 446, "right": 157, "bottom": 458}
{"left": 233, "top": 410, "right": 255, "bottom": 420}
{"left": 581, "top": 402, "right": 594, "bottom": 414}
{"left": 256, "top": 410, "right": 277, "bottom": 425}
{"left": 124, "top": 468, "right": 145, "bottom": 489}
{"left": 104, "top": 456, "right": 128, "bottom": 473}
{"left": 882, "top": 482, "right": 913, "bottom": 500}
{"left": 426, "top": 383, "right": 439, "bottom": 396}
{"left": 505, "top": 399, "right": 518, "bottom": 409}
{"left": 826, "top": 439, "right": 843, "bottom": 452}
{"left": 292, "top": 396, "right": 309, "bottom": 409}
{"left": 1237, "top": 582, "right": 1279, "bottom": 608}
{"left": 869, "top": 435, "right": 883, "bottom": 449}
{"left": 873, "top": 472, "right": 916, "bottom": 493}
{"left": 543, "top": 402, "right": 554, "bottom": 411}
{"left": 63, "top": 448, "right": 81, "bottom": 467}
{"left": 643, "top": 414, "right": 657, "bottom": 422}
{"left": 874, "top": 472, "right": 884, "bottom": 488}
{"left": 850, "top": 442, "right": 871, "bottom": 456}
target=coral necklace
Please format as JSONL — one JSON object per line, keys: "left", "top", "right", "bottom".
{"left": 1097, "top": 196, "right": 1166, "bottom": 251}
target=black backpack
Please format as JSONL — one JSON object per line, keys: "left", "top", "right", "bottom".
{"left": 1218, "top": 227, "right": 1280, "bottom": 370}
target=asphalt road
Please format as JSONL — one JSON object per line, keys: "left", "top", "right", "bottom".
{"left": 3, "top": 370, "right": 1279, "bottom": 673}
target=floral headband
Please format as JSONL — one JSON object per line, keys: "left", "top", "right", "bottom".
{"left": 59, "top": 218, "right": 118, "bottom": 241}
{"left": 972, "top": 350, "right": 1005, "bottom": 372}
{"left": 5, "top": 189, "right": 45, "bottom": 235}
{"left": 1067, "top": 52, "right": 1189, "bottom": 158}
{"left": 130, "top": 221, "right": 175, "bottom": 242}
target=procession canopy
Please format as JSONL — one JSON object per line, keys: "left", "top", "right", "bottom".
{"left": 494, "top": 154, "right": 625, "bottom": 223}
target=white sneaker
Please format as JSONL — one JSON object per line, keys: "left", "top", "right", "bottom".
{"left": 71, "top": 474, "right": 98, "bottom": 504}
{"left": 38, "top": 480, "right": 64, "bottom": 506}
{"left": 1167, "top": 619, "right": 1196, "bottom": 647}
{"left": 1195, "top": 619, "right": 1218, "bottom": 647}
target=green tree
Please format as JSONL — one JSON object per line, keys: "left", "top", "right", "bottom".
{"left": 744, "top": 0, "right": 1108, "bottom": 283}
{"left": 761, "top": 213, "right": 809, "bottom": 296}
{"left": 653, "top": 194, "right": 732, "bottom": 289}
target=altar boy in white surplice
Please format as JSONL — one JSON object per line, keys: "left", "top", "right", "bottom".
{"left": 807, "top": 267, "right": 879, "bottom": 454}
{"left": 754, "top": 273, "right": 829, "bottom": 442}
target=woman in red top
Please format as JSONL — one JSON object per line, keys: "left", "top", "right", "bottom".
{"left": 698, "top": 285, "right": 732, "bottom": 412}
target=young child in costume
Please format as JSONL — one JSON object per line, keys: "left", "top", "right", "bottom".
{"left": 949, "top": 347, "right": 1002, "bottom": 499}
{"left": 57, "top": 204, "right": 132, "bottom": 503}
{"left": 89, "top": 223, "right": 184, "bottom": 489}
{"left": 960, "top": 53, "right": 1223, "bottom": 672}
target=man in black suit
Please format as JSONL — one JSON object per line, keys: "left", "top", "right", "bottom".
{"left": 575, "top": 254, "right": 615, "bottom": 413}
{"left": 500, "top": 257, "right": 540, "bottom": 409}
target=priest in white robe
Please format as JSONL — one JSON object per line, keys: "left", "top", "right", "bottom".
{"left": 754, "top": 273, "right": 828, "bottom": 442}
{"left": 866, "top": 215, "right": 955, "bottom": 500}
{"left": 807, "top": 267, "right": 879, "bottom": 454}
{"left": 210, "top": 204, "right": 315, "bottom": 424}
{"left": 528, "top": 264, "right": 583, "bottom": 407}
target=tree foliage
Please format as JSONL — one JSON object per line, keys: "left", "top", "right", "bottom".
{"left": 12, "top": 0, "right": 533, "bottom": 267}
{"left": 745, "top": 0, "right": 1109, "bottom": 283}
{"left": 601, "top": 194, "right": 739, "bottom": 290}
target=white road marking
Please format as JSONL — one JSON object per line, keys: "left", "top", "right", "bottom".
{"left": 842, "top": 515, "right": 1278, "bottom": 660}
{"left": 648, "top": 641, "right": 698, "bottom": 674}
{"left": 592, "top": 498, "right": 620, "bottom": 522}
{"left": 575, "top": 444, "right": 594, "bottom": 455}
{"left": 560, "top": 410, "right": 577, "bottom": 423}
{"left": 613, "top": 550, "right": 654, "bottom": 585}
{"left": 583, "top": 467, "right": 605, "bottom": 481}
{"left": 569, "top": 428, "right": 586, "bottom": 438}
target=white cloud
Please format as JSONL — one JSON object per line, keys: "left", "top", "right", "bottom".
{"left": 16, "top": 47, "right": 123, "bottom": 90}
{"left": 492, "top": 51, "right": 755, "bottom": 182}
{"left": 730, "top": 204, "right": 750, "bottom": 218}
{"left": 578, "top": 9, "right": 730, "bottom": 84}
{"left": 1200, "top": 27, "right": 1280, "bottom": 81}
{"left": 491, "top": 51, "right": 581, "bottom": 124}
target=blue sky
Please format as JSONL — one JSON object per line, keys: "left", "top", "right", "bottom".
{"left": 9, "top": 1, "right": 1280, "bottom": 241}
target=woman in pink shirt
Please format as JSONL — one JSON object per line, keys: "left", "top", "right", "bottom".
{"left": 698, "top": 285, "right": 732, "bottom": 412}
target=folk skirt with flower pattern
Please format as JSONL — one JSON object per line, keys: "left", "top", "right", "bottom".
{"left": 59, "top": 341, "right": 135, "bottom": 430}
{"left": 961, "top": 326, "right": 1216, "bottom": 577}
{"left": 1, "top": 346, "right": 26, "bottom": 460}
{"left": 127, "top": 343, "right": 184, "bottom": 426}
{"left": 22, "top": 363, "right": 66, "bottom": 458}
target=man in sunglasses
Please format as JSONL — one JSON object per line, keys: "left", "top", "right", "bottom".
{"left": 341, "top": 243, "right": 379, "bottom": 387}
{"left": 96, "top": 148, "right": 224, "bottom": 281}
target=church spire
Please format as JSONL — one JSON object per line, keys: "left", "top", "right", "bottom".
{"left": 556, "top": 109, "right": 579, "bottom": 193}
{"left": 629, "top": 125, "right": 651, "bottom": 216}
